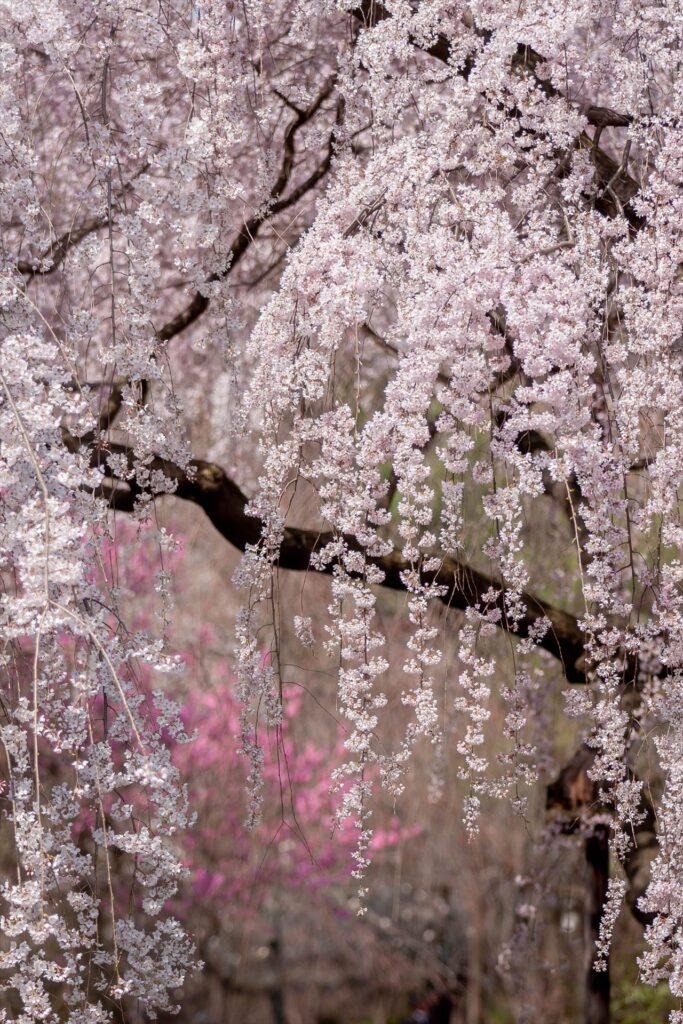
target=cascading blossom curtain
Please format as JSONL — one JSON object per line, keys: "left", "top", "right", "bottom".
{"left": 2, "top": 0, "right": 683, "bottom": 1019}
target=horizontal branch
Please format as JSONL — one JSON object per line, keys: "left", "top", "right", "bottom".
{"left": 100, "top": 448, "right": 588, "bottom": 683}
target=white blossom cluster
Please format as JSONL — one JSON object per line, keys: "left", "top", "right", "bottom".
{"left": 234, "top": 0, "right": 683, "bottom": 997}
{"left": 0, "top": 331, "right": 196, "bottom": 1019}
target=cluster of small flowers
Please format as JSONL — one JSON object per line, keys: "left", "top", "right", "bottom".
{"left": 7, "top": 0, "right": 683, "bottom": 1010}
{"left": 0, "top": 328, "right": 198, "bottom": 1020}
{"left": 234, "top": 2, "right": 683, "bottom": 1001}
{"left": 2, "top": 1, "right": 213, "bottom": 1000}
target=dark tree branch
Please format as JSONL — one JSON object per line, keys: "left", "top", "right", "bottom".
{"left": 156, "top": 81, "right": 336, "bottom": 344}
{"left": 352, "top": 1, "right": 632, "bottom": 127}
{"left": 63, "top": 89, "right": 335, "bottom": 447}
{"left": 17, "top": 164, "right": 149, "bottom": 277}
{"left": 351, "top": 2, "right": 640, "bottom": 226}
{"left": 70, "top": 378, "right": 150, "bottom": 446}
{"left": 94, "top": 379, "right": 125, "bottom": 436}
{"left": 17, "top": 216, "right": 106, "bottom": 277}
{"left": 96, "top": 445, "right": 588, "bottom": 682}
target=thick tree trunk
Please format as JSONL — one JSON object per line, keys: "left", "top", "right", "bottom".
{"left": 584, "top": 826, "right": 610, "bottom": 1024}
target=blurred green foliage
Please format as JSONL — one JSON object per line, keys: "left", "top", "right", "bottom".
{"left": 613, "top": 979, "right": 677, "bottom": 1023}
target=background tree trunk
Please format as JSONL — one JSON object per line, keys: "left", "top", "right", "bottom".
{"left": 585, "top": 826, "right": 610, "bottom": 1024}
